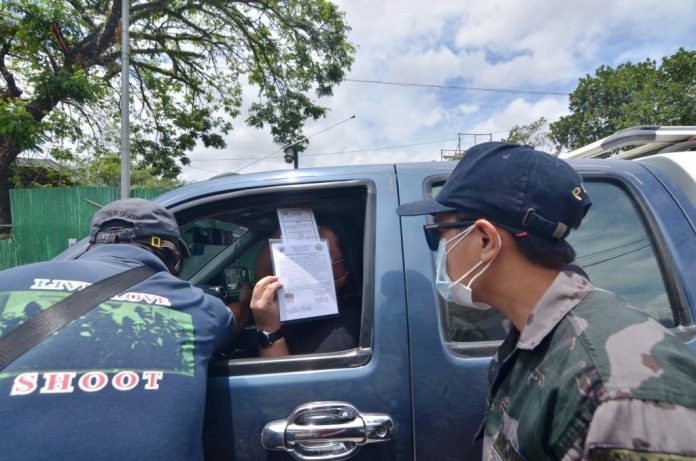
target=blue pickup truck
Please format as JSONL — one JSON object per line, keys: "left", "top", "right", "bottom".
{"left": 58, "top": 127, "right": 696, "bottom": 460}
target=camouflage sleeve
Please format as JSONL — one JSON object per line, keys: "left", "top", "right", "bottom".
{"left": 565, "top": 399, "right": 696, "bottom": 460}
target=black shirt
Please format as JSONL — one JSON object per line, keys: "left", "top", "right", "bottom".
{"left": 284, "top": 294, "right": 361, "bottom": 354}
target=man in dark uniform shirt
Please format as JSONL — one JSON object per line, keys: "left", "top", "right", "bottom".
{"left": 0, "top": 199, "right": 235, "bottom": 460}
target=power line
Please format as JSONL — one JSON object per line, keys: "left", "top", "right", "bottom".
{"left": 191, "top": 137, "right": 456, "bottom": 161}
{"left": 184, "top": 164, "right": 223, "bottom": 174}
{"left": 301, "top": 138, "right": 455, "bottom": 157}
{"left": 234, "top": 115, "right": 357, "bottom": 173}
{"left": 192, "top": 157, "right": 264, "bottom": 162}
{"left": 344, "top": 78, "right": 569, "bottom": 96}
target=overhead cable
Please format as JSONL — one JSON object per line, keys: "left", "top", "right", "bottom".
{"left": 344, "top": 78, "right": 569, "bottom": 96}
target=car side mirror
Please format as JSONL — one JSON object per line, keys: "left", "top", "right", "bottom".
{"left": 224, "top": 267, "right": 249, "bottom": 292}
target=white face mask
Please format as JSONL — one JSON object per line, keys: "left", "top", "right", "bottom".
{"left": 434, "top": 225, "right": 501, "bottom": 310}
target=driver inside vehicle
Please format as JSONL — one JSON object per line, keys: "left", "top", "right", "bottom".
{"left": 233, "top": 224, "right": 361, "bottom": 357}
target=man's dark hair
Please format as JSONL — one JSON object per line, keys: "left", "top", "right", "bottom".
{"left": 511, "top": 232, "right": 576, "bottom": 270}
{"left": 454, "top": 212, "right": 579, "bottom": 270}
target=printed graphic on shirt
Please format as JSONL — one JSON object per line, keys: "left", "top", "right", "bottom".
{"left": 29, "top": 278, "right": 172, "bottom": 306}
{"left": 0, "top": 291, "right": 195, "bottom": 381}
{"left": 9, "top": 370, "right": 165, "bottom": 396}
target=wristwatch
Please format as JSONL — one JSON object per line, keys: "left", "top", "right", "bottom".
{"left": 256, "top": 326, "right": 285, "bottom": 348}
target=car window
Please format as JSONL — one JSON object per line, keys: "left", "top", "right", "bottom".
{"left": 567, "top": 181, "right": 673, "bottom": 327}
{"left": 179, "top": 219, "right": 248, "bottom": 279}
{"left": 429, "top": 177, "right": 675, "bottom": 347}
{"left": 174, "top": 183, "right": 372, "bottom": 373}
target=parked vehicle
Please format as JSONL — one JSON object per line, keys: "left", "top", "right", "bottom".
{"left": 57, "top": 126, "right": 696, "bottom": 460}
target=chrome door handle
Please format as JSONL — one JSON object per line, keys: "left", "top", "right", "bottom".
{"left": 262, "top": 401, "right": 395, "bottom": 461}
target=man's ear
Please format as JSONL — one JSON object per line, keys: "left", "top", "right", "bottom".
{"left": 473, "top": 219, "right": 502, "bottom": 262}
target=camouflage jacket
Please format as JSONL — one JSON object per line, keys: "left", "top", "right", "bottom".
{"left": 480, "top": 268, "right": 696, "bottom": 460}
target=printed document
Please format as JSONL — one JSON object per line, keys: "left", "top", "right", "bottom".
{"left": 270, "top": 239, "right": 339, "bottom": 321}
{"left": 277, "top": 208, "right": 320, "bottom": 241}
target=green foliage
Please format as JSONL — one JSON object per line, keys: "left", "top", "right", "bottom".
{"left": 0, "top": 0, "right": 354, "bottom": 222}
{"left": 9, "top": 161, "right": 76, "bottom": 188}
{"left": 73, "top": 153, "right": 186, "bottom": 189}
{"left": 32, "top": 69, "right": 103, "bottom": 104}
{"left": 501, "top": 117, "right": 557, "bottom": 154}
{"left": 0, "top": 101, "right": 43, "bottom": 150}
{"left": 550, "top": 48, "right": 696, "bottom": 150}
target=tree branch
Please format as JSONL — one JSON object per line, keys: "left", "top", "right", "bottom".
{"left": 67, "top": 0, "right": 98, "bottom": 32}
{"left": 0, "top": 45, "right": 22, "bottom": 99}
{"left": 132, "top": 60, "right": 201, "bottom": 90}
{"left": 102, "top": 47, "right": 205, "bottom": 62}
{"left": 39, "top": 44, "right": 61, "bottom": 73}
{"left": 95, "top": 0, "right": 123, "bottom": 53}
{"left": 26, "top": 95, "right": 60, "bottom": 124}
{"left": 130, "top": 0, "right": 169, "bottom": 16}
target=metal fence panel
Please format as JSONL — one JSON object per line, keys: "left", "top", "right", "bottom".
{"left": 0, "top": 237, "right": 18, "bottom": 268}
{"left": 0, "top": 187, "right": 169, "bottom": 270}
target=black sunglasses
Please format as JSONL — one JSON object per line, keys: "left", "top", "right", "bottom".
{"left": 423, "top": 220, "right": 476, "bottom": 251}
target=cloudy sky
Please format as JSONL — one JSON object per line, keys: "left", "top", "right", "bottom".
{"left": 182, "top": 0, "right": 696, "bottom": 182}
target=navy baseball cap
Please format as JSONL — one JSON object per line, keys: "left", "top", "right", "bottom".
{"left": 89, "top": 198, "right": 191, "bottom": 257}
{"left": 396, "top": 142, "right": 592, "bottom": 239}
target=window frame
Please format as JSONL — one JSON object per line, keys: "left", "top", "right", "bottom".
{"left": 579, "top": 172, "right": 694, "bottom": 337}
{"left": 424, "top": 171, "right": 696, "bottom": 358}
{"left": 170, "top": 179, "right": 377, "bottom": 376}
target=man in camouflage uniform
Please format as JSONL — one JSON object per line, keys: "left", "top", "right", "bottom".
{"left": 397, "top": 142, "right": 696, "bottom": 460}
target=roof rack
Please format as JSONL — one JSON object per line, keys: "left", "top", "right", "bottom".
{"left": 558, "top": 125, "right": 696, "bottom": 160}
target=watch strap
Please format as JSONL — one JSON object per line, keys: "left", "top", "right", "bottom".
{"left": 257, "top": 326, "right": 284, "bottom": 348}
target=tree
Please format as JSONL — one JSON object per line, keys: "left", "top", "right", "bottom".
{"left": 0, "top": 0, "right": 354, "bottom": 224}
{"left": 550, "top": 48, "right": 696, "bottom": 150}
{"left": 10, "top": 158, "right": 76, "bottom": 188}
{"left": 501, "top": 117, "right": 557, "bottom": 153}
{"left": 73, "top": 153, "right": 186, "bottom": 189}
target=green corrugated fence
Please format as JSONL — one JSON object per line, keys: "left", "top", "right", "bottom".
{"left": 0, "top": 187, "right": 169, "bottom": 270}
{"left": 0, "top": 236, "right": 18, "bottom": 268}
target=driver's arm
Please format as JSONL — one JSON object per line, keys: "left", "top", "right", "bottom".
{"left": 227, "top": 284, "right": 252, "bottom": 337}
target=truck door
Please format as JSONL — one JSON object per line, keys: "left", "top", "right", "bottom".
{"left": 397, "top": 161, "right": 696, "bottom": 460}
{"left": 397, "top": 163, "right": 491, "bottom": 460}
{"left": 166, "top": 168, "right": 413, "bottom": 460}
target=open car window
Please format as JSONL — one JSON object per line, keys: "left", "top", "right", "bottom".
{"left": 174, "top": 182, "right": 373, "bottom": 374}
{"left": 179, "top": 220, "right": 248, "bottom": 280}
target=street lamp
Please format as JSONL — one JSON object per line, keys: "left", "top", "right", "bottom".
{"left": 284, "top": 145, "right": 299, "bottom": 169}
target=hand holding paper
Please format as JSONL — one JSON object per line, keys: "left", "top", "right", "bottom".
{"left": 249, "top": 275, "right": 283, "bottom": 332}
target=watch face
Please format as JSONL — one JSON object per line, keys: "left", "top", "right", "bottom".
{"left": 256, "top": 327, "right": 284, "bottom": 348}
{"left": 256, "top": 329, "right": 272, "bottom": 347}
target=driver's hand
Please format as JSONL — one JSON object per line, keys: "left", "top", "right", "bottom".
{"left": 250, "top": 275, "right": 283, "bottom": 332}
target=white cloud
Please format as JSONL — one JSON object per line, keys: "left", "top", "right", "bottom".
{"left": 457, "top": 104, "right": 479, "bottom": 115}
{"left": 182, "top": 0, "right": 694, "bottom": 182}
{"left": 469, "top": 97, "right": 569, "bottom": 139}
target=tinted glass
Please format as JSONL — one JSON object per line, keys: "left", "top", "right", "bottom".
{"left": 430, "top": 178, "right": 674, "bottom": 345}
{"left": 179, "top": 219, "right": 248, "bottom": 279}
{"left": 568, "top": 181, "right": 673, "bottom": 327}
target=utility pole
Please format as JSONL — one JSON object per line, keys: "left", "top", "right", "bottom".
{"left": 458, "top": 132, "right": 493, "bottom": 152}
{"left": 119, "top": 0, "right": 130, "bottom": 199}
